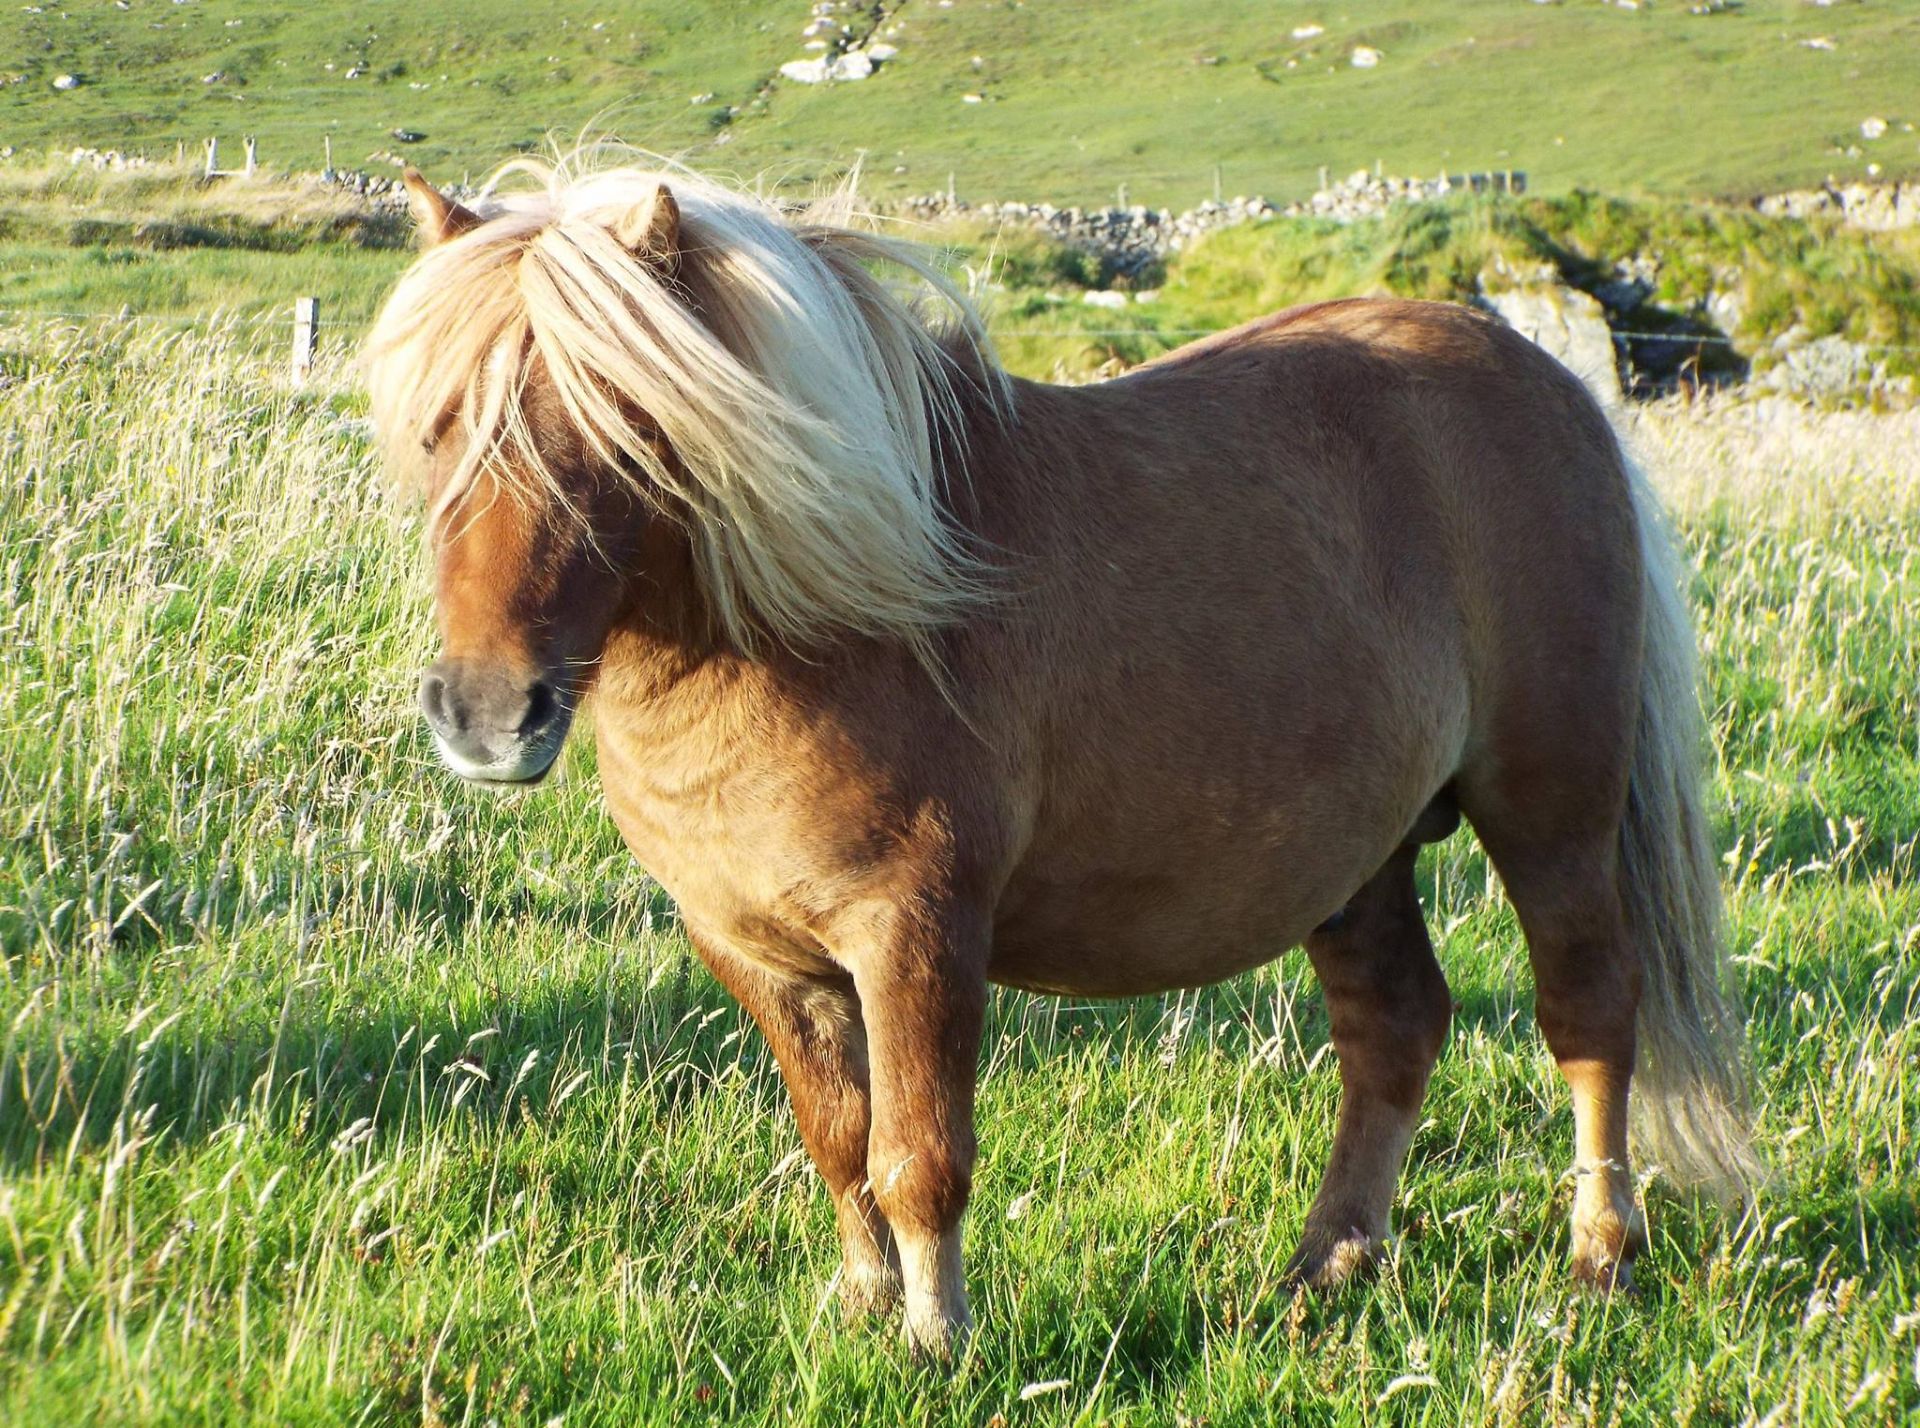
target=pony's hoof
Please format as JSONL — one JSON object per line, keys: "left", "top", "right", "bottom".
{"left": 1568, "top": 1200, "right": 1646, "bottom": 1293}
{"left": 1281, "top": 1227, "right": 1380, "bottom": 1291}
{"left": 1569, "top": 1252, "right": 1638, "bottom": 1294}
{"left": 839, "top": 1262, "right": 903, "bottom": 1322}
{"left": 904, "top": 1306, "right": 973, "bottom": 1364}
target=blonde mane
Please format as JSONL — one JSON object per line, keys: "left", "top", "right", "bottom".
{"left": 364, "top": 153, "right": 1012, "bottom": 657}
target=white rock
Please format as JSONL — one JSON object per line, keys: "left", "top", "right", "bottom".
{"left": 52, "top": 73, "right": 80, "bottom": 90}
{"left": 866, "top": 42, "right": 899, "bottom": 62}
{"left": 829, "top": 50, "right": 873, "bottom": 80}
{"left": 1861, "top": 116, "right": 1888, "bottom": 140}
{"left": 1083, "top": 290, "right": 1128, "bottom": 309}
{"left": 1802, "top": 35, "right": 1836, "bottom": 50}
{"left": 1484, "top": 286, "right": 1623, "bottom": 408}
{"left": 1351, "top": 46, "right": 1381, "bottom": 68}
{"left": 961, "top": 92, "right": 982, "bottom": 103}
{"left": 1291, "top": 23, "right": 1324, "bottom": 39}
{"left": 779, "top": 58, "right": 829, "bottom": 83}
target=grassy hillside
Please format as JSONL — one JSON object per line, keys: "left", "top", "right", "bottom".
{"left": 1, "top": 321, "right": 1916, "bottom": 1425}
{"left": 5, "top": 0, "right": 1919, "bottom": 208}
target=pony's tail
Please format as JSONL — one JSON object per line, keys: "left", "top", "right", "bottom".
{"left": 1618, "top": 462, "right": 1760, "bottom": 1204}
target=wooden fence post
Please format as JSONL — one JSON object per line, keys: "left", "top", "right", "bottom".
{"left": 244, "top": 136, "right": 258, "bottom": 176}
{"left": 204, "top": 137, "right": 218, "bottom": 179}
{"left": 291, "top": 297, "right": 318, "bottom": 385}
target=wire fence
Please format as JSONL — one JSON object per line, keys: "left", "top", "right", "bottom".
{"left": 7, "top": 306, "right": 1920, "bottom": 360}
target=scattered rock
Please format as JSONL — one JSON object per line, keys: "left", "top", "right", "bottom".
{"left": 1350, "top": 46, "right": 1381, "bottom": 68}
{"left": 1860, "top": 116, "right": 1888, "bottom": 141}
{"left": 390, "top": 128, "right": 426, "bottom": 144}
{"left": 52, "top": 73, "right": 81, "bottom": 91}
{"left": 830, "top": 50, "right": 874, "bottom": 81}
{"left": 775, "top": 1, "right": 905, "bottom": 85}
{"left": 1082, "top": 290, "right": 1129, "bottom": 309}
{"left": 1291, "top": 23, "right": 1324, "bottom": 39}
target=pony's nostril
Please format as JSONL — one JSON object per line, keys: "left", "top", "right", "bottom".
{"left": 419, "top": 670, "right": 455, "bottom": 732}
{"left": 519, "top": 680, "right": 557, "bottom": 735}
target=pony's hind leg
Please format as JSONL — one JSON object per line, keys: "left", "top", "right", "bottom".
{"left": 1284, "top": 843, "right": 1452, "bottom": 1288}
{"left": 692, "top": 935, "right": 902, "bottom": 1319}
{"left": 1462, "top": 804, "right": 1648, "bottom": 1289}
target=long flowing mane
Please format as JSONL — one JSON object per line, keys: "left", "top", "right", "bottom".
{"left": 364, "top": 152, "right": 1013, "bottom": 657}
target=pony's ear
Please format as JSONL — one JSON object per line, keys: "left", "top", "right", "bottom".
{"left": 615, "top": 184, "right": 681, "bottom": 264}
{"left": 402, "top": 168, "right": 480, "bottom": 246}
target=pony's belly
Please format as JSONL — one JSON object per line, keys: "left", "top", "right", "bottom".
{"left": 984, "top": 861, "right": 1346, "bottom": 997}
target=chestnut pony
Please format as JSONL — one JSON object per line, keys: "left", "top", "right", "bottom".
{"left": 367, "top": 158, "right": 1753, "bottom": 1354}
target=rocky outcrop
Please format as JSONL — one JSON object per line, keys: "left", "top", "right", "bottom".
{"left": 1480, "top": 285, "right": 1625, "bottom": 408}
{"left": 1756, "top": 179, "right": 1920, "bottom": 231}
{"left": 1762, "top": 330, "right": 1914, "bottom": 403}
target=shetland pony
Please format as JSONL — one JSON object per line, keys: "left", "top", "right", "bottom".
{"left": 366, "top": 158, "right": 1754, "bottom": 1355}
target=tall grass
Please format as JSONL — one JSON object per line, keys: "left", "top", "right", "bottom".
{"left": 0, "top": 324, "right": 1916, "bottom": 1424}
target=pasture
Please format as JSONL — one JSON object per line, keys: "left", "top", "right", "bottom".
{"left": 0, "top": 316, "right": 1916, "bottom": 1424}
{"left": 6, "top": 0, "right": 1919, "bottom": 207}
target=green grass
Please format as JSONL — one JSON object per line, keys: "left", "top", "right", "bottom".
{"left": 4, "top": 0, "right": 1919, "bottom": 209}
{"left": 1, "top": 322, "right": 1917, "bottom": 1424}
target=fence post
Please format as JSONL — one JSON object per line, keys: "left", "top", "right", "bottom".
{"left": 244, "top": 136, "right": 258, "bottom": 176}
{"left": 291, "top": 297, "right": 318, "bottom": 385}
{"left": 204, "top": 137, "right": 218, "bottom": 179}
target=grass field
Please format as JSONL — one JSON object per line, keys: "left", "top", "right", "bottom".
{"left": 1, "top": 319, "right": 1916, "bottom": 1425}
{"left": 5, "top": 0, "right": 1919, "bottom": 208}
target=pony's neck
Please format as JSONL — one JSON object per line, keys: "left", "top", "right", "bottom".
{"left": 597, "top": 514, "right": 725, "bottom": 703}
{"left": 595, "top": 331, "right": 1018, "bottom": 702}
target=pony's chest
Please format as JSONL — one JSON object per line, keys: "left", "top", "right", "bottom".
{"left": 590, "top": 715, "right": 850, "bottom": 973}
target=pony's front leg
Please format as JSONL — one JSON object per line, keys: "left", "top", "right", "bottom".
{"left": 845, "top": 905, "right": 988, "bottom": 1359}
{"left": 691, "top": 933, "right": 902, "bottom": 1319}
{"left": 1284, "top": 845, "right": 1452, "bottom": 1288}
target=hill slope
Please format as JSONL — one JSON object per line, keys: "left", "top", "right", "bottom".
{"left": 4, "top": 0, "right": 1918, "bottom": 207}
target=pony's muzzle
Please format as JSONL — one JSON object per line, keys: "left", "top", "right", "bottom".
{"left": 419, "top": 658, "right": 571, "bottom": 785}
